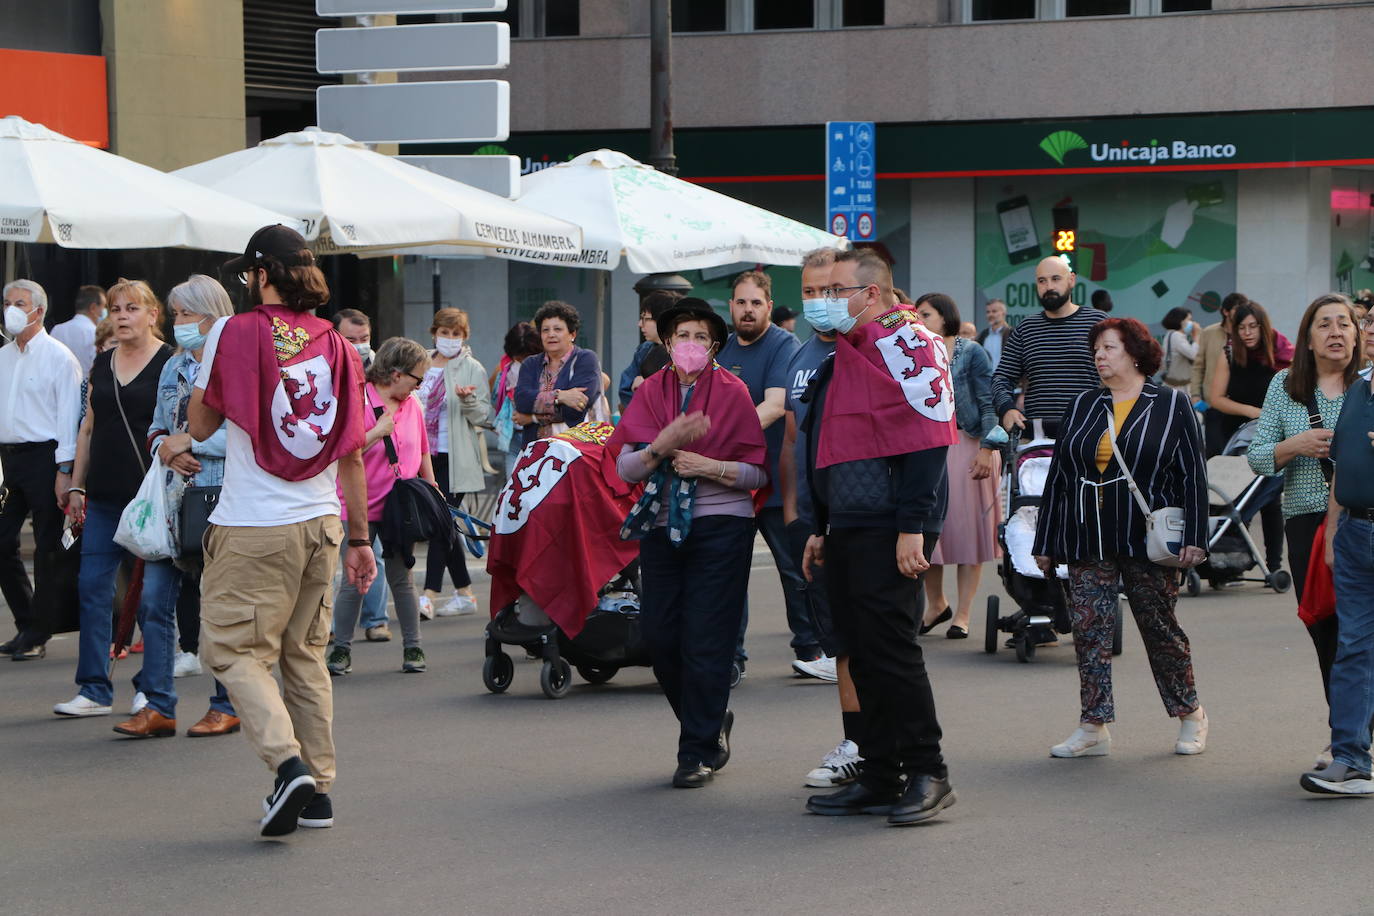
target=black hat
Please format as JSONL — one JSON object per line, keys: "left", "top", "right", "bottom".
{"left": 657, "top": 297, "right": 728, "bottom": 349}
{"left": 223, "top": 224, "right": 315, "bottom": 274}
{"left": 771, "top": 305, "right": 796, "bottom": 324}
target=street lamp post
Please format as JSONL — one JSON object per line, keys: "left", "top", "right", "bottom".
{"left": 648, "top": 0, "right": 677, "bottom": 176}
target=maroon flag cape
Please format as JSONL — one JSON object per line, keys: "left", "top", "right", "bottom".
{"left": 203, "top": 304, "right": 366, "bottom": 481}
{"left": 606, "top": 362, "right": 767, "bottom": 468}
{"left": 816, "top": 307, "right": 958, "bottom": 469}
{"left": 487, "top": 422, "right": 641, "bottom": 638}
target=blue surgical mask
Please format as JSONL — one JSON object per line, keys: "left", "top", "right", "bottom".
{"left": 802, "top": 298, "right": 833, "bottom": 332}
{"left": 828, "top": 296, "right": 871, "bottom": 335}
{"left": 173, "top": 321, "right": 208, "bottom": 351}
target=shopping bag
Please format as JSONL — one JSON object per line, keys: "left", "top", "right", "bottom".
{"left": 113, "top": 456, "right": 178, "bottom": 561}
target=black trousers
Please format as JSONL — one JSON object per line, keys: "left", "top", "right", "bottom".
{"left": 0, "top": 442, "right": 71, "bottom": 642}
{"left": 826, "top": 526, "right": 946, "bottom": 791}
{"left": 639, "top": 515, "right": 754, "bottom": 766}
{"left": 423, "top": 453, "right": 472, "bottom": 593}
{"left": 1286, "top": 511, "right": 1338, "bottom": 704}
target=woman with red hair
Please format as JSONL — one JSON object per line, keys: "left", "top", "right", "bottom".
{"left": 1033, "top": 318, "right": 1209, "bottom": 761}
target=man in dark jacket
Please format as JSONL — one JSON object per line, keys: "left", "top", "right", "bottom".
{"left": 800, "top": 248, "right": 957, "bottom": 826}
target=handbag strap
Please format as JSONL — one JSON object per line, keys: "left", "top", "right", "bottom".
{"left": 1305, "top": 394, "right": 1335, "bottom": 484}
{"left": 371, "top": 402, "right": 402, "bottom": 476}
{"left": 110, "top": 353, "right": 149, "bottom": 476}
{"left": 1105, "top": 408, "right": 1153, "bottom": 517}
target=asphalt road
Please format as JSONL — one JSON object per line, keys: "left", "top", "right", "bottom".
{"left": 0, "top": 549, "right": 1366, "bottom": 916}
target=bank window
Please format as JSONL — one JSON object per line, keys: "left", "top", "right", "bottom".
{"left": 843, "top": 0, "right": 885, "bottom": 26}
{"left": 969, "top": 0, "right": 1037, "bottom": 20}
{"left": 964, "top": 0, "right": 1209, "bottom": 20}
{"left": 543, "top": 1, "right": 579, "bottom": 36}
{"left": 754, "top": 0, "right": 814, "bottom": 29}
{"left": 673, "top": 0, "right": 883, "bottom": 31}
{"left": 674, "top": 0, "right": 728, "bottom": 32}
{"left": 1065, "top": 0, "right": 1130, "bottom": 14}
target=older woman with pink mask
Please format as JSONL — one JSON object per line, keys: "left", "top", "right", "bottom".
{"left": 609, "top": 298, "right": 767, "bottom": 790}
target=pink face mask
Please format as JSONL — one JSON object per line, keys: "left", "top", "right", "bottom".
{"left": 672, "top": 340, "right": 711, "bottom": 375}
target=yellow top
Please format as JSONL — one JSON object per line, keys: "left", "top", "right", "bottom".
{"left": 1096, "top": 398, "right": 1138, "bottom": 473}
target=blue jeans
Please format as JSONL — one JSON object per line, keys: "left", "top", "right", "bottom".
{"left": 173, "top": 561, "right": 236, "bottom": 717}
{"left": 1330, "top": 515, "right": 1374, "bottom": 774}
{"left": 76, "top": 500, "right": 180, "bottom": 714}
{"left": 735, "top": 507, "right": 819, "bottom": 662}
{"left": 359, "top": 537, "right": 389, "bottom": 629}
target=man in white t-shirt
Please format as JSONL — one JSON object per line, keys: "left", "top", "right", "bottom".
{"left": 189, "top": 224, "right": 375, "bottom": 838}
{"left": 49, "top": 285, "right": 105, "bottom": 376}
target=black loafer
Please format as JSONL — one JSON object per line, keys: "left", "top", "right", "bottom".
{"left": 11, "top": 642, "right": 46, "bottom": 660}
{"left": 0, "top": 637, "right": 19, "bottom": 656}
{"left": 887, "top": 774, "right": 956, "bottom": 826}
{"left": 946, "top": 626, "right": 968, "bottom": 640}
{"left": 919, "top": 608, "right": 952, "bottom": 635}
{"left": 672, "top": 762, "right": 713, "bottom": 788}
{"left": 712, "top": 709, "right": 734, "bottom": 771}
{"left": 805, "top": 781, "right": 901, "bottom": 816}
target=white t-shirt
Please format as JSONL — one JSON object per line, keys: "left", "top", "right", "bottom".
{"left": 195, "top": 316, "right": 340, "bottom": 527}
{"left": 420, "top": 365, "right": 448, "bottom": 454}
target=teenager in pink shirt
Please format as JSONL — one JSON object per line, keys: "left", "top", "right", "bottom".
{"left": 327, "top": 338, "right": 438, "bottom": 676}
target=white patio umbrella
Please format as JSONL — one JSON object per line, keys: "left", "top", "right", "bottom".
{"left": 0, "top": 115, "right": 301, "bottom": 280}
{"left": 172, "top": 128, "right": 581, "bottom": 259}
{"left": 506, "top": 149, "right": 848, "bottom": 272}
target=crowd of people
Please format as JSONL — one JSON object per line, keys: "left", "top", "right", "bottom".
{"left": 4, "top": 222, "right": 1374, "bottom": 838}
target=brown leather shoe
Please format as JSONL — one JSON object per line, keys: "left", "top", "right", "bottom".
{"left": 186, "top": 709, "right": 241, "bottom": 737}
{"left": 112, "top": 708, "right": 177, "bottom": 738}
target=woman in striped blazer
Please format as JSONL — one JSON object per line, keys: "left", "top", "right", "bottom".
{"left": 1033, "top": 318, "right": 1210, "bottom": 761}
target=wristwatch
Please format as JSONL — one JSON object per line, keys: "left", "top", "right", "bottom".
{"left": 347, "top": 538, "right": 370, "bottom": 548}
{"left": 57, "top": 462, "right": 73, "bottom": 475}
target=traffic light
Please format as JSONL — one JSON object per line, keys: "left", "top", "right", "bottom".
{"left": 1052, "top": 201, "right": 1078, "bottom": 254}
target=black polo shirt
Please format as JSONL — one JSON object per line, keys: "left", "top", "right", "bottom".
{"left": 1332, "top": 374, "right": 1374, "bottom": 511}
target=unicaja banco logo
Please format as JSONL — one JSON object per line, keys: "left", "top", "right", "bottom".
{"left": 1039, "top": 130, "right": 1238, "bottom": 166}
{"left": 1039, "top": 131, "right": 1087, "bottom": 166}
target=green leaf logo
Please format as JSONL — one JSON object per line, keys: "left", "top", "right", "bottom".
{"left": 474, "top": 144, "right": 510, "bottom": 156}
{"left": 1039, "top": 130, "right": 1088, "bottom": 165}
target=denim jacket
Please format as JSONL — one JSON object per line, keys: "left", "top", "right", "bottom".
{"left": 146, "top": 350, "right": 226, "bottom": 488}
{"left": 950, "top": 337, "right": 1000, "bottom": 448}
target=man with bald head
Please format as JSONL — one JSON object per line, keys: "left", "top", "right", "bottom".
{"left": 991, "top": 255, "right": 1107, "bottom": 436}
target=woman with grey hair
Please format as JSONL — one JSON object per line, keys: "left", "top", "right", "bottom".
{"left": 327, "top": 337, "right": 438, "bottom": 676}
{"left": 140, "top": 274, "right": 241, "bottom": 736}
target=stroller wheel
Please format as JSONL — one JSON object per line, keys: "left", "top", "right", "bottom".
{"left": 1015, "top": 632, "right": 1034, "bottom": 663}
{"left": 1185, "top": 569, "right": 1202, "bottom": 598}
{"left": 1269, "top": 569, "right": 1292, "bottom": 594}
{"left": 729, "top": 660, "right": 744, "bottom": 689}
{"left": 482, "top": 652, "right": 514, "bottom": 694}
{"left": 577, "top": 664, "right": 617, "bottom": 685}
{"left": 540, "top": 657, "right": 573, "bottom": 699}
{"left": 984, "top": 596, "right": 1000, "bottom": 655}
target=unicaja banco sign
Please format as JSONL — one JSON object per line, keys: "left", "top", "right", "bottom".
{"left": 1039, "top": 130, "right": 1238, "bottom": 167}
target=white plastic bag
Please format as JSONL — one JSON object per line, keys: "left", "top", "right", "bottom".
{"left": 113, "top": 456, "right": 178, "bottom": 561}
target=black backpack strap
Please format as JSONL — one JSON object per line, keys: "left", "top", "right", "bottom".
{"left": 1305, "top": 394, "right": 1334, "bottom": 484}
{"left": 371, "top": 400, "right": 400, "bottom": 471}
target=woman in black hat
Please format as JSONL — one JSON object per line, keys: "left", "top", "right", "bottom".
{"left": 607, "top": 299, "right": 768, "bottom": 788}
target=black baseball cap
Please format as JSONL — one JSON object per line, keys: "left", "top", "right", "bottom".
{"left": 223, "top": 224, "right": 315, "bottom": 274}
{"left": 657, "top": 297, "right": 728, "bottom": 348}
{"left": 771, "top": 305, "right": 796, "bottom": 323}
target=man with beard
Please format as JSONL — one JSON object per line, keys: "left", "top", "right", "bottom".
{"left": 717, "top": 270, "right": 814, "bottom": 677}
{"left": 189, "top": 224, "right": 375, "bottom": 836}
{"left": 992, "top": 255, "right": 1107, "bottom": 436}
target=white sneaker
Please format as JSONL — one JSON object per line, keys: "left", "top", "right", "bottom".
{"left": 53, "top": 694, "right": 113, "bottom": 717}
{"left": 1175, "top": 708, "right": 1208, "bottom": 755}
{"left": 791, "top": 654, "right": 838, "bottom": 682}
{"left": 1050, "top": 724, "right": 1111, "bottom": 758}
{"left": 1315, "top": 745, "right": 1334, "bottom": 770}
{"left": 130, "top": 691, "right": 149, "bottom": 715}
{"left": 173, "top": 651, "right": 203, "bottom": 678}
{"left": 438, "top": 594, "right": 478, "bottom": 617}
{"left": 418, "top": 595, "right": 435, "bottom": 621}
{"left": 804, "top": 739, "right": 863, "bottom": 787}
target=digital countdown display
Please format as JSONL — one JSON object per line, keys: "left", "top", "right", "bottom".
{"left": 1054, "top": 230, "right": 1076, "bottom": 252}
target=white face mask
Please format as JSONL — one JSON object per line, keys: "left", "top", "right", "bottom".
{"left": 4, "top": 305, "right": 35, "bottom": 337}
{"left": 435, "top": 337, "right": 463, "bottom": 358}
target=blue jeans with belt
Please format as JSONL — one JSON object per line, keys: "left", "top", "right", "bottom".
{"left": 1329, "top": 515, "right": 1374, "bottom": 774}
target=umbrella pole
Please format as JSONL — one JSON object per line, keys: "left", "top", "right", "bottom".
{"left": 595, "top": 269, "right": 607, "bottom": 369}
{"left": 3, "top": 242, "right": 14, "bottom": 284}
{"left": 432, "top": 258, "right": 441, "bottom": 313}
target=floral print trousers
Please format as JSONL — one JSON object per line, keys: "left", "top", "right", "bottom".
{"left": 1067, "top": 557, "right": 1199, "bottom": 725}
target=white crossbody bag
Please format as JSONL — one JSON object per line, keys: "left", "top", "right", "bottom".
{"left": 1105, "top": 411, "right": 1187, "bottom": 568}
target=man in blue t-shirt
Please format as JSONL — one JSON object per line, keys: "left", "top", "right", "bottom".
{"left": 717, "top": 269, "right": 812, "bottom": 673}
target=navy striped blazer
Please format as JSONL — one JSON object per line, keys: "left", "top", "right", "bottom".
{"left": 1033, "top": 382, "right": 1208, "bottom": 563}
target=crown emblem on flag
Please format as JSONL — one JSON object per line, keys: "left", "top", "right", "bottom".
{"left": 271, "top": 316, "right": 311, "bottom": 362}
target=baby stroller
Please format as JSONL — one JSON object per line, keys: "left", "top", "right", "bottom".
{"left": 985, "top": 421, "right": 1123, "bottom": 663}
{"left": 1189, "top": 420, "right": 1291, "bottom": 596}
{"left": 482, "top": 422, "right": 652, "bottom": 699}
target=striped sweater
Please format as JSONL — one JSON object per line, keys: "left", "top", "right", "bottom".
{"left": 991, "top": 306, "right": 1108, "bottom": 424}
{"left": 1032, "top": 382, "right": 1209, "bottom": 563}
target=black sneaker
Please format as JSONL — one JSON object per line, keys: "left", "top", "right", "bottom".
{"left": 1300, "top": 763, "right": 1374, "bottom": 795}
{"left": 11, "top": 635, "right": 47, "bottom": 660}
{"left": 0, "top": 636, "right": 19, "bottom": 656}
{"left": 261, "top": 791, "right": 334, "bottom": 828}
{"left": 297, "top": 793, "right": 334, "bottom": 828}
{"left": 401, "top": 647, "right": 426, "bottom": 673}
{"left": 259, "top": 756, "right": 316, "bottom": 837}
{"left": 326, "top": 646, "right": 351, "bottom": 677}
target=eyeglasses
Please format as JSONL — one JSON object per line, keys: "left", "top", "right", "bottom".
{"left": 820, "top": 284, "right": 872, "bottom": 298}
{"left": 1361, "top": 317, "right": 1374, "bottom": 330}
{"left": 404, "top": 371, "right": 424, "bottom": 385}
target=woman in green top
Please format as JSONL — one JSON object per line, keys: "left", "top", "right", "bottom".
{"left": 1248, "top": 293, "right": 1360, "bottom": 722}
